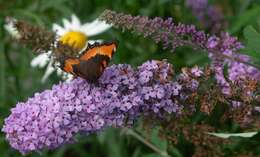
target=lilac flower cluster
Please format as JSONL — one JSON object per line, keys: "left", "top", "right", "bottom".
{"left": 2, "top": 60, "right": 203, "bottom": 154}
{"left": 186, "top": 0, "right": 226, "bottom": 33}
{"left": 99, "top": 10, "right": 260, "bottom": 94}
{"left": 207, "top": 33, "right": 260, "bottom": 93}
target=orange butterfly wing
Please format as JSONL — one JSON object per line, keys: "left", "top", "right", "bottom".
{"left": 79, "top": 42, "right": 117, "bottom": 61}
{"left": 63, "top": 58, "right": 80, "bottom": 74}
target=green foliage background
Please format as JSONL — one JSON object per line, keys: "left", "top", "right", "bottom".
{"left": 0, "top": 0, "right": 260, "bottom": 157}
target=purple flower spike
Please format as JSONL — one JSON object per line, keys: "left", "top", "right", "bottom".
{"left": 2, "top": 60, "right": 197, "bottom": 154}
{"left": 99, "top": 10, "right": 260, "bottom": 95}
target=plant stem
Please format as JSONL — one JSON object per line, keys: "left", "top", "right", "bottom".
{"left": 121, "top": 127, "right": 171, "bottom": 157}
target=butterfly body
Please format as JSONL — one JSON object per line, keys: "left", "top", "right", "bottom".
{"left": 59, "top": 41, "right": 117, "bottom": 82}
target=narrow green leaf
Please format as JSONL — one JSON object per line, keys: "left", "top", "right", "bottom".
{"left": 207, "top": 132, "right": 258, "bottom": 138}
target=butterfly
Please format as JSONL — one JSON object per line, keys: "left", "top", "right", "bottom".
{"left": 58, "top": 41, "right": 118, "bottom": 82}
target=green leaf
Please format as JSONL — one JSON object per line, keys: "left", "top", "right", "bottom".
{"left": 244, "top": 26, "right": 260, "bottom": 52}
{"left": 229, "top": 6, "right": 260, "bottom": 34}
{"left": 207, "top": 132, "right": 258, "bottom": 138}
{"left": 242, "top": 25, "right": 260, "bottom": 59}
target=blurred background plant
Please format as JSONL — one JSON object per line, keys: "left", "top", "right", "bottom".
{"left": 0, "top": 0, "right": 260, "bottom": 157}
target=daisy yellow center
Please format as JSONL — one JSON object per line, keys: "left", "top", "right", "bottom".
{"left": 59, "top": 31, "right": 88, "bottom": 50}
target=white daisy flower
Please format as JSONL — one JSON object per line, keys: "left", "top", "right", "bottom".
{"left": 30, "top": 14, "right": 112, "bottom": 82}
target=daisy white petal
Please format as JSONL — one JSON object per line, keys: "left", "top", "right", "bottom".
{"left": 52, "top": 23, "right": 66, "bottom": 35}
{"left": 41, "top": 59, "right": 55, "bottom": 83}
{"left": 81, "top": 20, "right": 101, "bottom": 34}
{"left": 31, "top": 53, "right": 50, "bottom": 68}
{"left": 88, "top": 40, "right": 103, "bottom": 44}
{"left": 71, "top": 14, "right": 81, "bottom": 28}
{"left": 62, "top": 18, "right": 72, "bottom": 30}
{"left": 83, "top": 20, "right": 112, "bottom": 36}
